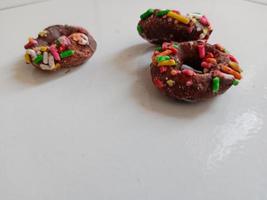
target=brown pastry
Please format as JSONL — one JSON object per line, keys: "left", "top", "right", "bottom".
{"left": 24, "top": 25, "right": 97, "bottom": 71}
{"left": 150, "top": 41, "right": 242, "bottom": 101}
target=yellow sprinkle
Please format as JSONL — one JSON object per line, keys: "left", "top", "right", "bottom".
{"left": 229, "top": 61, "right": 242, "bottom": 73}
{"left": 55, "top": 63, "right": 61, "bottom": 69}
{"left": 166, "top": 80, "right": 175, "bottom": 87}
{"left": 167, "top": 11, "right": 190, "bottom": 24}
{"left": 24, "top": 53, "right": 31, "bottom": 64}
{"left": 38, "top": 30, "right": 48, "bottom": 37}
{"left": 40, "top": 46, "right": 48, "bottom": 52}
{"left": 158, "top": 59, "right": 176, "bottom": 66}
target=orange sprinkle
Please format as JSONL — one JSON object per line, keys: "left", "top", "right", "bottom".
{"left": 220, "top": 65, "right": 242, "bottom": 80}
{"left": 206, "top": 58, "right": 217, "bottom": 64}
{"left": 229, "top": 61, "right": 242, "bottom": 73}
{"left": 157, "top": 50, "right": 173, "bottom": 57}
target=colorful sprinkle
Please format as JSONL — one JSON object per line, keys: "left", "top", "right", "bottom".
{"left": 153, "top": 78, "right": 164, "bottom": 89}
{"left": 229, "top": 61, "right": 242, "bottom": 73}
{"left": 199, "top": 16, "right": 210, "bottom": 26}
{"left": 167, "top": 11, "right": 190, "bottom": 24}
{"left": 212, "top": 77, "right": 220, "bottom": 93}
{"left": 198, "top": 43, "right": 206, "bottom": 58}
{"left": 233, "top": 79, "right": 239, "bottom": 86}
{"left": 48, "top": 53, "right": 55, "bottom": 68}
{"left": 49, "top": 45, "right": 61, "bottom": 61}
{"left": 155, "top": 46, "right": 162, "bottom": 51}
{"left": 39, "top": 64, "right": 50, "bottom": 70}
{"left": 201, "top": 62, "right": 212, "bottom": 69}
{"left": 24, "top": 53, "right": 31, "bottom": 64}
{"left": 215, "top": 44, "right": 225, "bottom": 52}
{"left": 38, "top": 30, "right": 48, "bottom": 37}
{"left": 43, "top": 52, "right": 48, "bottom": 64}
{"left": 60, "top": 50, "right": 75, "bottom": 59}
{"left": 182, "top": 69, "right": 195, "bottom": 76}
{"left": 157, "top": 50, "right": 173, "bottom": 57}
{"left": 156, "top": 56, "right": 170, "bottom": 63}
{"left": 33, "top": 54, "right": 43, "bottom": 64}
{"left": 24, "top": 38, "right": 38, "bottom": 49}
{"left": 206, "top": 58, "right": 217, "bottom": 64}
{"left": 166, "top": 79, "right": 175, "bottom": 87}
{"left": 220, "top": 65, "right": 242, "bottom": 80}
{"left": 168, "top": 46, "right": 178, "bottom": 54}
{"left": 156, "top": 9, "right": 170, "bottom": 17}
{"left": 170, "top": 69, "right": 181, "bottom": 76}
{"left": 186, "top": 80, "right": 193, "bottom": 87}
{"left": 229, "top": 55, "right": 238, "bottom": 63}
{"left": 140, "top": 9, "right": 154, "bottom": 20}
{"left": 158, "top": 59, "right": 176, "bottom": 66}
{"left": 57, "top": 36, "right": 71, "bottom": 46}
{"left": 40, "top": 46, "right": 48, "bottom": 52}
{"left": 160, "top": 66, "right": 168, "bottom": 73}
{"left": 26, "top": 49, "right": 37, "bottom": 60}
{"left": 137, "top": 24, "right": 143, "bottom": 34}
{"left": 69, "top": 33, "right": 89, "bottom": 45}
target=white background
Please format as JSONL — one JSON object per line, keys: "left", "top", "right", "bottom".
{"left": 0, "top": 0, "right": 267, "bottom": 199}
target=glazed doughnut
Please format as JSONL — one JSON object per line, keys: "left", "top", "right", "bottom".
{"left": 137, "top": 9, "right": 213, "bottom": 44}
{"left": 24, "top": 25, "right": 97, "bottom": 71}
{"left": 151, "top": 41, "right": 242, "bottom": 101}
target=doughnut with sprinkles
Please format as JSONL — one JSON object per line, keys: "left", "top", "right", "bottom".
{"left": 24, "top": 25, "right": 97, "bottom": 71}
{"left": 150, "top": 41, "right": 242, "bottom": 101}
{"left": 137, "top": 9, "right": 213, "bottom": 44}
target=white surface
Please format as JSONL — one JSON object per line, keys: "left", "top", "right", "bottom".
{"left": 0, "top": 0, "right": 267, "bottom": 199}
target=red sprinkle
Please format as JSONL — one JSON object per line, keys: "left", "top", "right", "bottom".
{"left": 186, "top": 80, "right": 193, "bottom": 87}
{"left": 172, "top": 10, "right": 180, "bottom": 14}
{"left": 24, "top": 38, "right": 38, "bottom": 49}
{"left": 169, "top": 46, "right": 178, "bottom": 54}
{"left": 229, "top": 54, "right": 239, "bottom": 63}
{"left": 198, "top": 43, "right": 206, "bottom": 58}
{"left": 182, "top": 69, "right": 195, "bottom": 76}
{"left": 153, "top": 78, "right": 164, "bottom": 89}
{"left": 206, "top": 52, "right": 214, "bottom": 58}
{"left": 162, "top": 43, "right": 170, "bottom": 50}
{"left": 170, "top": 69, "right": 181, "bottom": 76}
{"left": 154, "top": 51, "right": 160, "bottom": 56}
{"left": 58, "top": 45, "right": 66, "bottom": 52}
{"left": 199, "top": 16, "right": 210, "bottom": 26}
{"left": 201, "top": 62, "right": 212, "bottom": 68}
{"left": 160, "top": 66, "right": 168, "bottom": 73}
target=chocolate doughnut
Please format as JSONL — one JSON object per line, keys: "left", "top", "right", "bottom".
{"left": 151, "top": 41, "right": 242, "bottom": 101}
{"left": 137, "top": 9, "right": 213, "bottom": 44}
{"left": 24, "top": 25, "right": 97, "bottom": 71}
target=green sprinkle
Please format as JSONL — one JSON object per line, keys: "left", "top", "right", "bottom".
{"left": 233, "top": 79, "right": 239, "bottom": 86}
{"left": 60, "top": 50, "right": 75, "bottom": 59}
{"left": 140, "top": 9, "right": 154, "bottom": 20}
{"left": 155, "top": 46, "right": 162, "bottom": 51}
{"left": 156, "top": 56, "right": 170, "bottom": 63}
{"left": 173, "top": 44, "right": 180, "bottom": 49}
{"left": 212, "top": 77, "right": 220, "bottom": 93}
{"left": 156, "top": 9, "right": 170, "bottom": 17}
{"left": 137, "top": 25, "right": 143, "bottom": 34}
{"left": 34, "top": 54, "right": 43, "bottom": 64}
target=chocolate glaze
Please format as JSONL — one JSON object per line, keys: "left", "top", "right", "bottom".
{"left": 151, "top": 41, "right": 235, "bottom": 101}
{"left": 138, "top": 9, "right": 212, "bottom": 45}
{"left": 25, "top": 25, "right": 96, "bottom": 70}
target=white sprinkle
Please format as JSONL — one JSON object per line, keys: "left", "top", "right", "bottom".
{"left": 26, "top": 49, "right": 37, "bottom": 60}
{"left": 48, "top": 53, "right": 55, "bottom": 68}
{"left": 43, "top": 52, "right": 48, "bottom": 64}
{"left": 39, "top": 64, "right": 51, "bottom": 70}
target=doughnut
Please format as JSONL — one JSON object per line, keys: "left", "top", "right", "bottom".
{"left": 150, "top": 41, "right": 243, "bottom": 101}
{"left": 24, "top": 25, "right": 97, "bottom": 71}
{"left": 137, "top": 9, "right": 213, "bottom": 44}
